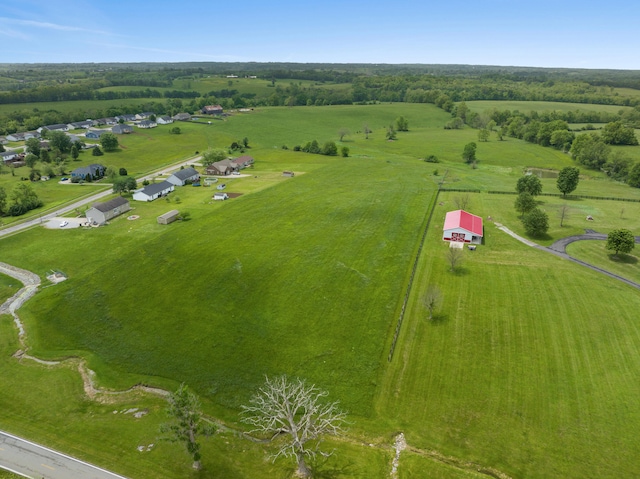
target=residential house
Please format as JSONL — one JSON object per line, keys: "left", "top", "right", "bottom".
{"left": 135, "top": 112, "right": 155, "bottom": 120}
{"left": 67, "top": 120, "right": 93, "bottom": 130}
{"left": 232, "top": 155, "right": 254, "bottom": 169}
{"left": 205, "top": 159, "right": 237, "bottom": 176}
{"left": 172, "top": 113, "right": 191, "bottom": 121}
{"left": 112, "top": 124, "right": 134, "bottom": 135}
{"left": 0, "top": 137, "right": 7, "bottom": 145}
{"left": 85, "top": 129, "right": 108, "bottom": 139}
{"left": 442, "top": 210, "right": 484, "bottom": 244}
{"left": 71, "top": 163, "right": 105, "bottom": 180}
{"left": 116, "top": 114, "right": 137, "bottom": 123}
{"left": 6, "top": 131, "right": 40, "bottom": 142}
{"left": 157, "top": 210, "right": 180, "bottom": 225}
{"left": 167, "top": 167, "right": 200, "bottom": 186}
{"left": 85, "top": 197, "right": 131, "bottom": 225}
{"left": 38, "top": 124, "right": 69, "bottom": 133}
{"left": 94, "top": 117, "right": 118, "bottom": 126}
{"left": 132, "top": 180, "right": 174, "bottom": 202}
{"left": 201, "top": 105, "right": 223, "bottom": 115}
{"left": 137, "top": 120, "right": 157, "bottom": 129}
{"left": 1, "top": 151, "right": 19, "bottom": 163}
{"left": 156, "top": 115, "right": 173, "bottom": 125}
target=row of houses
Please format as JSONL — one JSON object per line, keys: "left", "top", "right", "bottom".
{"left": 132, "top": 167, "right": 200, "bottom": 202}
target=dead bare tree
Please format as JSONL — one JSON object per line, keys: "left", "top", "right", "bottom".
{"left": 337, "top": 128, "right": 350, "bottom": 142}
{"left": 454, "top": 194, "right": 470, "bottom": 210}
{"left": 559, "top": 204, "right": 570, "bottom": 227}
{"left": 241, "top": 375, "right": 347, "bottom": 478}
{"left": 446, "top": 247, "right": 464, "bottom": 272}
{"left": 423, "top": 285, "right": 442, "bottom": 320}
{"left": 363, "top": 123, "right": 372, "bottom": 140}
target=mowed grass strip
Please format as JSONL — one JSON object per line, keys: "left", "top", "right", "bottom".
{"left": 377, "top": 193, "right": 640, "bottom": 478}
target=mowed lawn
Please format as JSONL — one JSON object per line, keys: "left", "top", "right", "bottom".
{"left": 567, "top": 239, "right": 640, "bottom": 284}
{"left": 377, "top": 191, "right": 640, "bottom": 478}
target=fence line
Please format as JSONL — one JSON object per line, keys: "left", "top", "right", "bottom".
{"left": 388, "top": 173, "right": 445, "bottom": 362}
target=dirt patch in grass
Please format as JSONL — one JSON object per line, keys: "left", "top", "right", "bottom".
{"left": 226, "top": 192, "right": 243, "bottom": 198}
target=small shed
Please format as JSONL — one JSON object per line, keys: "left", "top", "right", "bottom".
{"left": 157, "top": 210, "right": 180, "bottom": 225}
{"left": 213, "top": 192, "right": 229, "bottom": 201}
{"left": 443, "top": 210, "right": 484, "bottom": 244}
{"left": 282, "top": 171, "right": 295, "bottom": 177}
{"left": 85, "top": 196, "right": 131, "bottom": 225}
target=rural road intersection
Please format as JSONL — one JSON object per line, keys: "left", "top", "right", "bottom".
{"left": 0, "top": 431, "right": 128, "bottom": 479}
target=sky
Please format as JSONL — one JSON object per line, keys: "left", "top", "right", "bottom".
{"left": 1, "top": 0, "right": 639, "bottom": 70}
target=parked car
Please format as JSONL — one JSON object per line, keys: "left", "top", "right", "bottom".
{"left": 60, "top": 220, "right": 69, "bottom": 227}
{"left": 232, "top": 171, "right": 240, "bottom": 175}
{"left": 60, "top": 177, "right": 68, "bottom": 181}
{"left": 217, "top": 183, "right": 226, "bottom": 190}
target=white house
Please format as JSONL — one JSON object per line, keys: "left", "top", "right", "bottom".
{"left": 166, "top": 167, "right": 199, "bottom": 186}
{"left": 137, "top": 120, "right": 157, "bottom": 129}
{"left": 213, "top": 192, "right": 229, "bottom": 201}
{"left": 132, "top": 181, "right": 175, "bottom": 202}
{"left": 156, "top": 115, "right": 173, "bottom": 125}
{"left": 85, "top": 197, "right": 131, "bottom": 225}
{"left": 442, "top": 210, "right": 484, "bottom": 244}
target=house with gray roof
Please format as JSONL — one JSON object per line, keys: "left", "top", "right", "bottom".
{"left": 112, "top": 124, "right": 134, "bottom": 135}
{"left": 167, "top": 167, "right": 200, "bottom": 186}
{"left": 137, "top": 120, "right": 157, "bottom": 129}
{"left": 172, "top": 113, "right": 192, "bottom": 121}
{"left": 156, "top": 115, "right": 173, "bottom": 125}
{"left": 133, "top": 180, "right": 175, "bottom": 202}
{"left": 116, "top": 114, "right": 137, "bottom": 122}
{"left": 85, "top": 196, "right": 131, "bottom": 225}
{"left": 135, "top": 112, "right": 155, "bottom": 120}
{"left": 71, "top": 163, "right": 105, "bottom": 180}
{"left": 38, "top": 124, "right": 69, "bottom": 133}
{"left": 85, "top": 129, "right": 109, "bottom": 139}
{"left": 68, "top": 120, "right": 93, "bottom": 130}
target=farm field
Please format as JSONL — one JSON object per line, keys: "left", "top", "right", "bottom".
{"left": 465, "top": 100, "right": 633, "bottom": 114}
{"left": 1, "top": 103, "right": 640, "bottom": 478}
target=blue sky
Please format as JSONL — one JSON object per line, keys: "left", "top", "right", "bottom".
{"left": 1, "top": 0, "right": 639, "bottom": 70}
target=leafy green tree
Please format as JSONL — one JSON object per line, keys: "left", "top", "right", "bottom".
{"left": 522, "top": 208, "right": 549, "bottom": 237}
{"left": 242, "top": 137, "right": 250, "bottom": 148}
{"left": 100, "top": 133, "right": 119, "bottom": 152}
{"left": 477, "top": 129, "right": 490, "bottom": 142}
{"left": 386, "top": 124, "right": 397, "bottom": 140}
{"left": 570, "top": 133, "right": 610, "bottom": 169}
{"left": 321, "top": 141, "right": 338, "bottom": 156}
{"left": 462, "top": 142, "right": 477, "bottom": 164}
{"left": 444, "top": 117, "right": 464, "bottom": 129}
{"left": 606, "top": 229, "right": 635, "bottom": 256}
{"left": 161, "top": 384, "right": 215, "bottom": 471}
{"left": 396, "top": 116, "right": 409, "bottom": 131}
{"left": 112, "top": 176, "right": 137, "bottom": 195}
{"left": 92, "top": 146, "right": 104, "bottom": 156}
{"left": 514, "top": 192, "right": 536, "bottom": 218}
{"left": 170, "top": 127, "right": 181, "bottom": 134}
{"left": 0, "top": 143, "right": 4, "bottom": 152}
{"left": 241, "top": 375, "right": 346, "bottom": 479}
{"left": 341, "top": 146, "right": 349, "bottom": 157}
{"left": 119, "top": 167, "right": 128, "bottom": 176}
{"left": 627, "top": 162, "right": 640, "bottom": 188}
{"left": 48, "top": 131, "right": 72, "bottom": 153}
{"left": 201, "top": 148, "right": 226, "bottom": 166}
{"left": 25, "top": 138, "right": 41, "bottom": 157}
{"left": 556, "top": 166, "right": 580, "bottom": 196}
{"left": 40, "top": 149, "right": 50, "bottom": 163}
{"left": 8, "top": 183, "right": 42, "bottom": 216}
{"left": 24, "top": 153, "right": 38, "bottom": 169}
{"left": 601, "top": 121, "right": 639, "bottom": 145}
{"left": 71, "top": 144, "right": 80, "bottom": 160}
{"left": 550, "top": 130, "right": 575, "bottom": 151}
{"left": 603, "top": 152, "right": 632, "bottom": 181}
{"left": 516, "top": 175, "right": 542, "bottom": 196}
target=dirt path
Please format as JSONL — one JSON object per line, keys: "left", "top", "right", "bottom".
{"left": 495, "top": 225, "right": 640, "bottom": 290}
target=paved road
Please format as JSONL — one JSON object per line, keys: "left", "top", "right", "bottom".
{"left": 0, "top": 157, "right": 201, "bottom": 240}
{"left": 0, "top": 431, "right": 128, "bottom": 479}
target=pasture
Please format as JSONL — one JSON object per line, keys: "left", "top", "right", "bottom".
{"left": 1, "top": 103, "right": 640, "bottom": 478}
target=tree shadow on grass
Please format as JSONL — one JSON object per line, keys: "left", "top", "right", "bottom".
{"left": 608, "top": 253, "right": 638, "bottom": 265}
{"left": 310, "top": 457, "right": 357, "bottom": 479}
{"left": 449, "top": 267, "right": 470, "bottom": 276}
{"left": 429, "top": 313, "right": 449, "bottom": 325}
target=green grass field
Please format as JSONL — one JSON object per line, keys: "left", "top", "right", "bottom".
{"left": 1, "top": 103, "right": 640, "bottom": 478}
{"left": 567, "top": 239, "right": 640, "bottom": 284}
{"left": 465, "top": 100, "right": 632, "bottom": 114}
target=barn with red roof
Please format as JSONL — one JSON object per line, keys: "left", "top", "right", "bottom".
{"left": 443, "top": 210, "right": 483, "bottom": 244}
